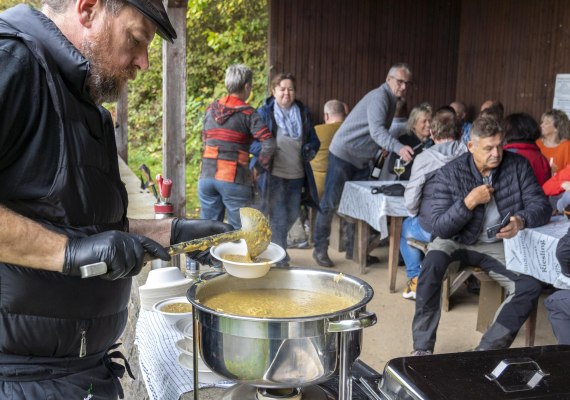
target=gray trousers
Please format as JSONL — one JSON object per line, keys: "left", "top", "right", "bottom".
{"left": 412, "top": 238, "right": 543, "bottom": 352}
{"left": 545, "top": 289, "right": 570, "bottom": 345}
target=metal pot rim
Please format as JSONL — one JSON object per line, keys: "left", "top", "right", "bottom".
{"left": 187, "top": 267, "right": 374, "bottom": 322}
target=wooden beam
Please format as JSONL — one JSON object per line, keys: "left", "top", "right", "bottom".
{"left": 115, "top": 85, "right": 128, "bottom": 162}
{"left": 162, "top": 0, "right": 188, "bottom": 217}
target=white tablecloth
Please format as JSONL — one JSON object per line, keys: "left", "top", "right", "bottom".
{"left": 135, "top": 309, "right": 232, "bottom": 400}
{"left": 337, "top": 181, "right": 408, "bottom": 239}
{"left": 504, "top": 216, "right": 570, "bottom": 289}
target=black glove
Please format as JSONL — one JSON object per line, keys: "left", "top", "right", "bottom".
{"left": 64, "top": 231, "right": 170, "bottom": 280}
{"left": 171, "top": 219, "right": 233, "bottom": 265}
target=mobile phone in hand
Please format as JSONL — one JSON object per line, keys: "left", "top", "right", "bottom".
{"left": 486, "top": 211, "right": 512, "bottom": 239}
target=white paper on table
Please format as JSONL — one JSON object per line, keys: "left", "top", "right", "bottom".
{"left": 505, "top": 217, "right": 570, "bottom": 289}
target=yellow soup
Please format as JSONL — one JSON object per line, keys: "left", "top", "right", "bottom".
{"left": 202, "top": 289, "right": 354, "bottom": 318}
{"left": 223, "top": 254, "right": 270, "bottom": 263}
{"left": 162, "top": 303, "right": 192, "bottom": 313}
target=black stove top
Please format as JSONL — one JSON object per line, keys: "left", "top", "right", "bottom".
{"left": 319, "top": 360, "right": 382, "bottom": 399}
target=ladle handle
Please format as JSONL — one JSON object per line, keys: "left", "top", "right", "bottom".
{"left": 80, "top": 230, "right": 244, "bottom": 278}
{"left": 165, "top": 229, "right": 244, "bottom": 258}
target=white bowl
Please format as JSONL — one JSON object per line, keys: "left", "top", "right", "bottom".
{"left": 152, "top": 296, "right": 192, "bottom": 325}
{"left": 210, "top": 240, "right": 286, "bottom": 279}
{"left": 143, "top": 267, "right": 186, "bottom": 289}
{"left": 178, "top": 353, "right": 225, "bottom": 385}
{"left": 139, "top": 281, "right": 191, "bottom": 311}
{"left": 175, "top": 338, "right": 197, "bottom": 356}
{"left": 174, "top": 317, "right": 194, "bottom": 337}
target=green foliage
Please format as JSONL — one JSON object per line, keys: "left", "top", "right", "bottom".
{"left": 126, "top": 0, "right": 269, "bottom": 215}
{"left": 0, "top": 0, "right": 38, "bottom": 9}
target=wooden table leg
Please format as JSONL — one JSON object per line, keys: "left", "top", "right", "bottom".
{"left": 388, "top": 216, "right": 403, "bottom": 293}
{"left": 356, "top": 220, "right": 369, "bottom": 274}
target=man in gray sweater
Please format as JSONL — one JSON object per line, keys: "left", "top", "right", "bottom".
{"left": 313, "top": 63, "right": 413, "bottom": 267}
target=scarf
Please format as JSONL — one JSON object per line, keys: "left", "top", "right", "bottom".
{"left": 274, "top": 103, "right": 302, "bottom": 139}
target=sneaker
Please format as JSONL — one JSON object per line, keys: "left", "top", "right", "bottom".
{"left": 411, "top": 349, "right": 432, "bottom": 356}
{"left": 287, "top": 240, "right": 311, "bottom": 249}
{"left": 402, "top": 277, "right": 418, "bottom": 300}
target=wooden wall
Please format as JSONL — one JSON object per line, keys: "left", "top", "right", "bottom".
{"left": 268, "top": 0, "right": 461, "bottom": 123}
{"left": 456, "top": 0, "right": 570, "bottom": 121}
{"left": 268, "top": 0, "right": 570, "bottom": 124}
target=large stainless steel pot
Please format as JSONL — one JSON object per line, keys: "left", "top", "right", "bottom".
{"left": 186, "top": 267, "right": 376, "bottom": 390}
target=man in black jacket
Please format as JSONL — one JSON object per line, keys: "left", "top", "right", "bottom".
{"left": 0, "top": 1, "right": 230, "bottom": 399}
{"left": 411, "top": 115, "right": 552, "bottom": 355}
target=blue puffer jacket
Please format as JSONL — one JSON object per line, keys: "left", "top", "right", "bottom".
{"left": 428, "top": 151, "right": 551, "bottom": 244}
{"left": 251, "top": 97, "right": 321, "bottom": 211}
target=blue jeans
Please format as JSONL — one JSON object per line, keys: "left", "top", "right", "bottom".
{"left": 313, "top": 153, "right": 369, "bottom": 251}
{"left": 400, "top": 216, "right": 431, "bottom": 279}
{"left": 268, "top": 175, "right": 304, "bottom": 253}
{"left": 198, "top": 178, "right": 252, "bottom": 229}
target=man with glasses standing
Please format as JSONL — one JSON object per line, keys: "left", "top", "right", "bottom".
{"left": 313, "top": 63, "right": 413, "bottom": 267}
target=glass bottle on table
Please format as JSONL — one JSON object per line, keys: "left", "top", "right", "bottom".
{"left": 393, "top": 158, "right": 405, "bottom": 181}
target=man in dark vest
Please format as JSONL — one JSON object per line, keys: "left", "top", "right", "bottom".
{"left": 0, "top": 0, "right": 230, "bottom": 398}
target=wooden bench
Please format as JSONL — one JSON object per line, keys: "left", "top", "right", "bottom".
{"left": 406, "top": 238, "right": 538, "bottom": 346}
{"left": 474, "top": 271, "right": 539, "bottom": 347}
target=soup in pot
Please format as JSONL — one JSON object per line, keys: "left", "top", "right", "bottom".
{"left": 201, "top": 289, "right": 354, "bottom": 318}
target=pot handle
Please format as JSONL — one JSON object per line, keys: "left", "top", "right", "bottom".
{"left": 327, "top": 311, "right": 377, "bottom": 333}
{"left": 199, "top": 270, "right": 226, "bottom": 281}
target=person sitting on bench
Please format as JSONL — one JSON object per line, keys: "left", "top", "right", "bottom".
{"left": 411, "top": 115, "right": 551, "bottom": 355}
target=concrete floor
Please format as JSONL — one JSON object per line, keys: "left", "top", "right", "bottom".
{"left": 287, "top": 244, "right": 557, "bottom": 372}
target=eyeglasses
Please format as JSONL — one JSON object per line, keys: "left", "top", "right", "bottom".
{"left": 389, "top": 76, "right": 412, "bottom": 87}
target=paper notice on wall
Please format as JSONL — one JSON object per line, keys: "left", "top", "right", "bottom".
{"left": 554, "top": 74, "right": 570, "bottom": 116}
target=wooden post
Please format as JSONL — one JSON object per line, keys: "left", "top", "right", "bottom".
{"left": 115, "top": 85, "right": 129, "bottom": 162}
{"left": 162, "top": 0, "right": 188, "bottom": 217}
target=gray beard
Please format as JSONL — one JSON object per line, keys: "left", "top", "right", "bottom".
{"left": 86, "top": 67, "right": 124, "bottom": 104}
{"left": 80, "top": 31, "right": 130, "bottom": 104}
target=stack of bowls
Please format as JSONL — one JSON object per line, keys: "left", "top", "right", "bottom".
{"left": 139, "top": 267, "right": 192, "bottom": 310}
{"left": 175, "top": 322, "right": 224, "bottom": 384}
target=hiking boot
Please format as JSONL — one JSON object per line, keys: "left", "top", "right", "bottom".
{"left": 402, "top": 277, "right": 418, "bottom": 300}
{"left": 313, "top": 249, "right": 334, "bottom": 267}
{"left": 411, "top": 349, "right": 432, "bottom": 356}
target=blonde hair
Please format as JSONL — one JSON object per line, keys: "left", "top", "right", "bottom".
{"left": 406, "top": 103, "right": 432, "bottom": 133}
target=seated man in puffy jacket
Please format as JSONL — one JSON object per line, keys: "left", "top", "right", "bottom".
{"left": 411, "top": 115, "right": 552, "bottom": 355}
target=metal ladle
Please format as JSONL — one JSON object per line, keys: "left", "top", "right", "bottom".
{"left": 168, "top": 207, "right": 271, "bottom": 259}
{"left": 79, "top": 207, "right": 271, "bottom": 278}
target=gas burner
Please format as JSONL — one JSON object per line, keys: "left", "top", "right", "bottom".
{"left": 257, "top": 387, "right": 301, "bottom": 400}
{"left": 222, "top": 384, "right": 337, "bottom": 400}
